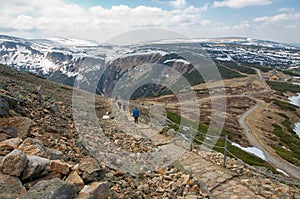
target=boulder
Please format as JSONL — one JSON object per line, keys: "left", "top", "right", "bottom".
{"left": 18, "top": 178, "right": 77, "bottom": 199}
{"left": 0, "top": 172, "right": 26, "bottom": 199}
{"left": 22, "top": 155, "right": 50, "bottom": 180}
{"left": 18, "top": 138, "right": 45, "bottom": 156}
{"left": 65, "top": 170, "right": 85, "bottom": 193}
{"left": 0, "top": 97, "right": 9, "bottom": 117}
{"left": 50, "top": 160, "right": 71, "bottom": 175}
{"left": 0, "top": 138, "right": 23, "bottom": 155}
{"left": 44, "top": 148, "right": 63, "bottom": 160}
{"left": 0, "top": 149, "right": 27, "bottom": 177}
{"left": 79, "top": 157, "right": 105, "bottom": 184}
{"left": 0, "top": 117, "right": 33, "bottom": 141}
{"left": 76, "top": 181, "right": 110, "bottom": 199}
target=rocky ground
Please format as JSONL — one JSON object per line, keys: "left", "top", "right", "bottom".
{"left": 0, "top": 64, "right": 299, "bottom": 198}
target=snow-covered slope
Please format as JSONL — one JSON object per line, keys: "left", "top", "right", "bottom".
{"left": 0, "top": 34, "right": 299, "bottom": 96}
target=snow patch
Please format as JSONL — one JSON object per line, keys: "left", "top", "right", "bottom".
{"left": 288, "top": 93, "right": 300, "bottom": 107}
{"left": 232, "top": 142, "right": 266, "bottom": 160}
{"left": 39, "top": 59, "right": 58, "bottom": 73}
{"left": 276, "top": 168, "right": 289, "bottom": 176}
{"left": 48, "top": 37, "right": 98, "bottom": 47}
{"left": 163, "top": 59, "right": 190, "bottom": 65}
{"left": 294, "top": 122, "right": 300, "bottom": 138}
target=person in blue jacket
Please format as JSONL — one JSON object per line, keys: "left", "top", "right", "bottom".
{"left": 132, "top": 107, "right": 140, "bottom": 124}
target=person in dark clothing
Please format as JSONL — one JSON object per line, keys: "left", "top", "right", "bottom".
{"left": 132, "top": 107, "right": 140, "bottom": 124}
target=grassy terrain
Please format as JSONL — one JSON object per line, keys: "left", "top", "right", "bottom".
{"left": 216, "top": 64, "right": 246, "bottom": 79}
{"left": 271, "top": 123, "right": 300, "bottom": 166}
{"left": 217, "top": 61, "right": 257, "bottom": 74}
{"left": 166, "top": 111, "right": 277, "bottom": 172}
{"left": 281, "top": 70, "right": 300, "bottom": 77}
{"left": 272, "top": 99, "right": 297, "bottom": 112}
{"left": 238, "top": 62, "right": 273, "bottom": 72}
{"left": 267, "top": 81, "right": 300, "bottom": 94}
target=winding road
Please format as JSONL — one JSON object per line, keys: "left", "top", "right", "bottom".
{"left": 238, "top": 69, "right": 300, "bottom": 179}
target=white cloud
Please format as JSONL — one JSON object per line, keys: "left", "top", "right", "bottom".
{"left": 0, "top": 0, "right": 210, "bottom": 41}
{"left": 254, "top": 13, "right": 300, "bottom": 24}
{"left": 277, "top": 7, "right": 295, "bottom": 13}
{"left": 213, "top": 0, "right": 272, "bottom": 8}
{"left": 214, "top": 22, "right": 250, "bottom": 31}
{"left": 0, "top": 0, "right": 299, "bottom": 43}
{"left": 170, "top": 0, "right": 186, "bottom": 9}
{"left": 201, "top": 20, "right": 211, "bottom": 26}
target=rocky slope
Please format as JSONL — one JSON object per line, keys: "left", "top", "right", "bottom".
{"left": 0, "top": 64, "right": 299, "bottom": 198}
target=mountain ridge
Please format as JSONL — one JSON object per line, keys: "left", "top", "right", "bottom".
{"left": 0, "top": 34, "right": 299, "bottom": 97}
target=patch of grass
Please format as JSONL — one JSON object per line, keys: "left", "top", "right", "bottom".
{"left": 282, "top": 70, "right": 300, "bottom": 77}
{"left": 238, "top": 62, "right": 273, "bottom": 72}
{"left": 272, "top": 145, "right": 299, "bottom": 166}
{"left": 272, "top": 99, "right": 297, "bottom": 112}
{"left": 167, "top": 111, "right": 277, "bottom": 171}
{"left": 277, "top": 112, "right": 289, "bottom": 119}
{"left": 271, "top": 123, "right": 300, "bottom": 166}
{"left": 267, "top": 81, "right": 300, "bottom": 94}
{"left": 217, "top": 61, "right": 256, "bottom": 74}
{"left": 211, "top": 138, "right": 277, "bottom": 172}
{"left": 282, "top": 119, "right": 294, "bottom": 134}
{"left": 183, "top": 70, "right": 205, "bottom": 86}
{"left": 216, "top": 64, "right": 246, "bottom": 79}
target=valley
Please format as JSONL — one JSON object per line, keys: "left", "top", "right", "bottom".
{"left": 136, "top": 65, "right": 300, "bottom": 179}
{"left": 0, "top": 35, "right": 300, "bottom": 198}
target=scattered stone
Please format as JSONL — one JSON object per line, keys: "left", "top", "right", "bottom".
{"left": 22, "top": 155, "right": 50, "bottom": 180}
{"left": 76, "top": 181, "right": 111, "bottom": 199}
{"left": 18, "top": 178, "right": 77, "bottom": 199}
{"left": 0, "top": 117, "right": 33, "bottom": 141}
{"left": 50, "top": 160, "right": 71, "bottom": 175}
{"left": 79, "top": 157, "right": 105, "bottom": 183}
{"left": 44, "top": 147, "right": 63, "bottom": 160}
{"left": 18, "top": 138, "right": 45, "bottom": 156}
{"left": 0, "top": 172, "right": 26, "bottom": 199}
{"left": 0, "top": 137, "right": 23, "bottom": 155}
{"left": 0, "top": 149, "right": 27, "bottom": 177}
{"left": 65, "top": 170, "right": 85, "bottom": 193}
{"left": 155, "top": 167, "right": 167, "bottom": 175}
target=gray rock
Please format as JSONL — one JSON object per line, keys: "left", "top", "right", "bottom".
{"left": 0, "top": 138, "right": 23, "bottom": 156}
{"left": 65, "top": 170, "right": 85, "bottom": 193}
{"left": 44, "top": 148, "right": 63, "bottom": 160}
{"left": 0, "top": 117, "right": 33, "bottom": 141}
{"left": 22, "top": 155, "right": 50, "bottom": 180}
{"left": 18, "top": 138, "right": 45, "bottom": 156}
{"left": 18, "top": 178, "right": 77, "bottom": 199}
{"left": 0, "top": 172, "right": 26, "bottom": 199}
{"left": 79, "top": 157, "right": 105, "bottom": 184}
{"left": 0, "top": 149, "right": 27, "bottom": 177}
{"left": 76, "top": 181, "right": 110, "bottom": 199}
{"left": 0, "top": 97, "right": 9, "bottom": 117}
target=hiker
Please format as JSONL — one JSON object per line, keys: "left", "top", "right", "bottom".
{"left": 133, "top": 107, "right": 140, "bottom": 124}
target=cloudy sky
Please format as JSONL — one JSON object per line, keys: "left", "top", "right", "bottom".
{"left": 0, "top": 0, "right": 299, "bottom": 43}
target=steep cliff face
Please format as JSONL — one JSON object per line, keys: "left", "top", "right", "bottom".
{"left": 98, "top": 53, "right": 195, "bottom": 98}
